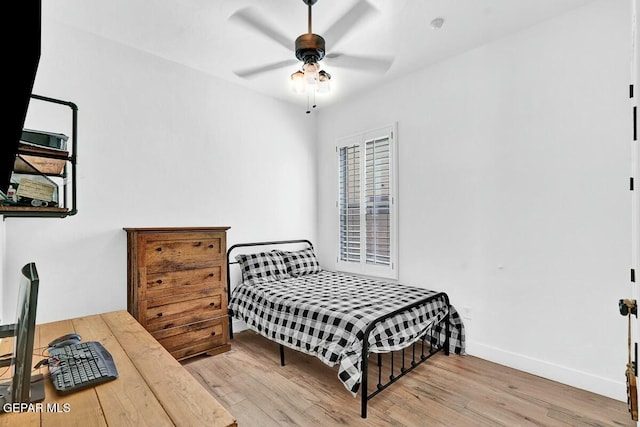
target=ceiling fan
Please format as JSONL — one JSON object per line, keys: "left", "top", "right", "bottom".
{"left": 230, "top": 0, "right": 394, "bottom": 112}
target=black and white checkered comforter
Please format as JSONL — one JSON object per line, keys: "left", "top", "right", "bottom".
{"left": 228, "top": 270, "right": 465, "bottom": 396}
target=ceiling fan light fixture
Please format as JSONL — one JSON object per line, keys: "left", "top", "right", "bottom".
{"left": 303, "top": 61, "right": 319, "bottom": 84}
{"left": 290, "top": 70, "right": 306, "bottom": 93}
{"left": 317, "top": 70, "right": 331, "bottom": 93}
{"left": 231, "top": 0, "right": 394, "bottom": 113}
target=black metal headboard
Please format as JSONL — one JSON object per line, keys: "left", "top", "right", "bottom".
{"left": 226, "top": 239, "right": 314, "bottom": 338}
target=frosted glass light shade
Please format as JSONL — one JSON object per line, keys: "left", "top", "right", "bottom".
{"left": 290, "top": 70, "right": 306, "bottom": 93}
{"left": 317, "top": 70, "right": 331, "bottom": 93}
{"left": 303, "top": 62, "right": 319, "bottom": 84}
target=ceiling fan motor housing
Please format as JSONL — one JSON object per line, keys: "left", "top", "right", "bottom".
{"left": 295, "top": 33, "right": 326, "bottom": 63}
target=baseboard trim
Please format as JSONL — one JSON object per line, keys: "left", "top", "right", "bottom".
{"left": 466, "top": 340, "right": 625, "bottom": 402}
{"left": 229, "top": 321, "right": 625, "bottom": 401}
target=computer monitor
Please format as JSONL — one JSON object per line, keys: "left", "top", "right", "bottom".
{"left": 0, "top": 262, "right": 45, "bottom": 408}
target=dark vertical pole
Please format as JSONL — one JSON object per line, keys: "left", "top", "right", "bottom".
{"left": 444, "top": 313, "right": 451, "bottom": 356}
{"left": 70, "top": 104, "right": 78, "bottom": 214}
{"left": 361, "top": 337, "right": 369, "bottom": 418}
{"left": 411, "top": 342, "right": 416, "bottom": 367}
{"left": 377, "top": 353, "right": 382, "bottom": 388}
{"left": 226, "top": 252, "right": 234, "bottom": 339}
{"left": 279, "top": 344, "right": 285, "bottom": 366}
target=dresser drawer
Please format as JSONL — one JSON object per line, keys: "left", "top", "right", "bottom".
{"left": 145, "top": 266, "right": 223, "bottom": 299}
{"left": 143, "top": 232, "right": 224, "bottom": 274}
{"left": 144, "top": 291, "right": 225, "bottom": 333}
{"left": 153, "top": 317, "right": 227, "bottom": 353}
{"left": 170, "top": 340, "right": 230, "bottom": 361}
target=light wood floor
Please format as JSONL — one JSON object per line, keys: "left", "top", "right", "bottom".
{"left": 183, "top": 331, "right": 634, "bottom": 427}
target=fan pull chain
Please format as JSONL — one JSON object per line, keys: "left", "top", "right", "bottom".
{"left": 305, "top": 86, "right": 317, "bottom": 114}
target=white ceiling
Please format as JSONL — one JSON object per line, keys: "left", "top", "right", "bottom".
{"left": 48, "top": 0, "right": 595, "bottom": 110}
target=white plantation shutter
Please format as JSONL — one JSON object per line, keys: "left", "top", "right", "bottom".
{"left": 337, "top": 124, "right": 397, "bottom": 279}
{"left": 365, "top": 137, "right": 391, "bottom": 266}
{"left": 339, "top": 145, "right": 361, "bottom": 262}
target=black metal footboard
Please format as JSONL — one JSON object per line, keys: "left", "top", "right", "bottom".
{"left": 360, "top": 292, "right": 450, "bottom": 418}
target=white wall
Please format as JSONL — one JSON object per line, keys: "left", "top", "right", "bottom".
{"left": 317, "top": 0, "right": 631, "bottom": 400}
{"left": 3, "top": 16, "right": 317, "bottom": 324}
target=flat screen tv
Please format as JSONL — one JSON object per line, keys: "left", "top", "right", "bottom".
{"left": 0, "top": 263, "right": 45, "bottom": 408}
{"left": 0, "top": 1, "right": 41, "bottom": 194}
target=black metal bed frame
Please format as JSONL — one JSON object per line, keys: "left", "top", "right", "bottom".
{"left": 226, "top": 239, "right": 451, "bottom": 419}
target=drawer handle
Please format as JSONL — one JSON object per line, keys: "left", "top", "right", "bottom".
{"left": 211, "top": 332, "right": 216, "bottom": 337}
{"left": 209, "top": 302, "right": 216, "bottom": 307}
{"left": 209, "top": 273, "right": 214, "bottom": 277}
{"left": 208, "top": 244, "right": 215, "bottom": 249}
{"left": 157, "top": 312, "right": 163, "bottom": 317}
{"left": 194, "top": 242, "right": 202, "bottom": 247}
{"left": 156, "top": 247, "right": 162, "bottom": 252}
{"left": 156, "top": 279, "right": 163, "bottom": 284}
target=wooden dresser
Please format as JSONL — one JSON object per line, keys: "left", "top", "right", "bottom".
{"left": 124, "top": 227, "right": 231, "bottom": 360}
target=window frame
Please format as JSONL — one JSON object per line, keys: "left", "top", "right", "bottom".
{"left": 335, "top": 123, "right": 398, "bottom": 280}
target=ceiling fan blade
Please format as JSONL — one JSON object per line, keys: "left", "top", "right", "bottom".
{"left": 233, "top": 59, "right": 299, "bottom": 79}
{"left": 229, "top": 7, "right": 292, "bottom": 51}
{"left": 325, "top": 53, "right": 393, "bottom": 73}
{"left": 322, "top": 0, "right": 378, "bottom": 47}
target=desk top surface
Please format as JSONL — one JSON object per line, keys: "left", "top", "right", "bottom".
{"left": 0, "top": 310, "right": 237, "bottom": 427}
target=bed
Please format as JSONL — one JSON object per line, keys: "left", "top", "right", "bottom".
{"left": 226, "top": 240, "right": 465, "bottom": 418}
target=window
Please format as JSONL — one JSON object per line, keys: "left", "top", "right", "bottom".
{"left": 337, "top": 124, "right": 397, "bottom": 279}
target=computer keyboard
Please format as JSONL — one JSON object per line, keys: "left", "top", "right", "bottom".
{"left": 48, "top": 341, "right": 118, "bottom": 394}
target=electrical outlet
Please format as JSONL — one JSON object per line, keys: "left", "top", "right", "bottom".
{"left": 461, "top": 306, "right": 472, "bottom": 320}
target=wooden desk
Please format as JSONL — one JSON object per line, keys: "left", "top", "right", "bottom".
{"left": 0, "top": 310, "right": 237, "bottom": 427}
